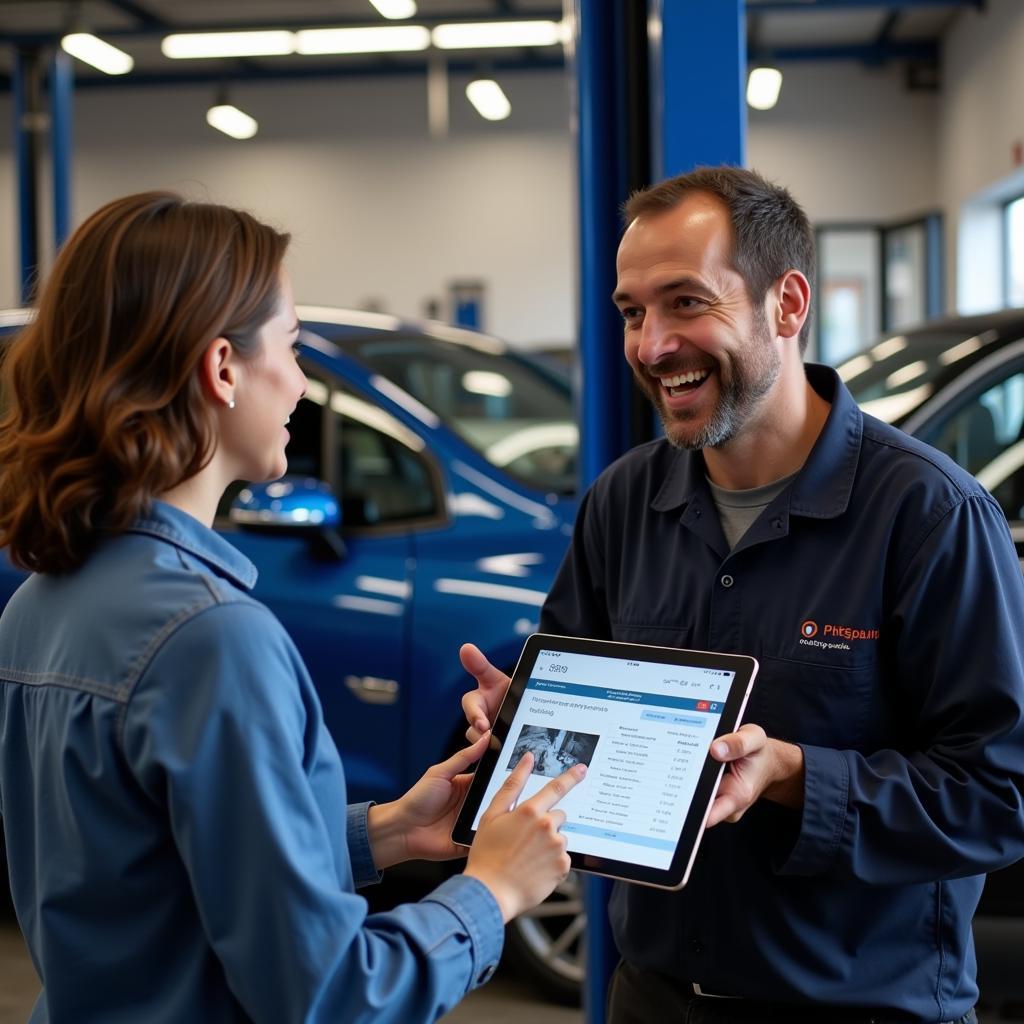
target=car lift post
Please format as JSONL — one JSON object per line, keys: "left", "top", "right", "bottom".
{"left": 571, "top": 3, "right": 745, "bottom": 1022}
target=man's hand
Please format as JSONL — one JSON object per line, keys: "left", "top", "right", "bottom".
{"left": 705, "top": 724, "right": 805, "bottom": 827}
{"left": 460, "top": 643, "right": 511, "bottom": 742}
{"left": 367, "top": 734, "right": 489, "bottom": 870}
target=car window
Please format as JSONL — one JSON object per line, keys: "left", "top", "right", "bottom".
{"left": 918, "top": 366, "right": 1024, "bottom": 523}
{"left": 843, "top": 329, "right": 995, "bottom": 424}
{"left": 300, "top": 372, "right": 440, "bottom": 528}
{"left": 327, "top": 332, "right": 578, "bottom": 495}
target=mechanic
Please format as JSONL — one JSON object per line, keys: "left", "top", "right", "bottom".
{"left": 461, "top": 165, "right": 1024, "bottom": 1023}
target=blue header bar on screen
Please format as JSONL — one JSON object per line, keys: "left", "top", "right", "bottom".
{"left": 527, "top": 678, "right": 723, "bottom": 713}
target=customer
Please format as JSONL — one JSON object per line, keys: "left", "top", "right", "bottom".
{"left": 461, "top": 165, "right": 1024, "bottom": 1023}
{"left": 0, "top": 190, "right": 583, "bottom": 1024}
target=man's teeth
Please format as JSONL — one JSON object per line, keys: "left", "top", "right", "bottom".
{"left": 662, "top": 368, "right": 711, "bottom": 387}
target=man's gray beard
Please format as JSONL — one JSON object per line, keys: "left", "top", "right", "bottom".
{"left": 644, "top": 323, "right": 780, "bottom": 451}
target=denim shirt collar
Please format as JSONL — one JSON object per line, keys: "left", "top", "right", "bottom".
{"left": 651, "top": 363, "right": 862, "bottom": 520}
{"left": 127, "top": 500, "right": 258, "bottom": 591}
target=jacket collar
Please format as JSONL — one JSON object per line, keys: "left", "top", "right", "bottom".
{"left": 127, "top": 500, "right": 258, "bottom": 590}
{"left": 650, "top": 363, "right": 862, "bottom": 520}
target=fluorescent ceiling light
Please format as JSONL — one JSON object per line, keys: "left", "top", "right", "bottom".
{"left": 746, "top": 66, "right": 783, "bottom": 110}
{"left": 368, "top": 0, "right": 417, "bottom": 18}
{"left": 433, "top": 20, "right": 564, "bottom": 49}
{"left": 466, "top": 79, "right": 511, "bottom": 121}
{"left": 296, "top": 26, "right": 430, "bottom": 54}
{"left": 60, "top": 33, "right": 134, "bottom": 75}
{"left": 206, "top": 104, "right": 258, "bottom": 140}
{"left": 162, "top": 31, "right": 294, "bottom": 59}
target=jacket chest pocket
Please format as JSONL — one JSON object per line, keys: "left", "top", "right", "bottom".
{"left": 746, "top": 655, "right": 876, "bottom": 750}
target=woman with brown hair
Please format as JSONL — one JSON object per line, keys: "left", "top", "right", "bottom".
{"left": 0, "top": 191, "right": 583, "bottom": 1023}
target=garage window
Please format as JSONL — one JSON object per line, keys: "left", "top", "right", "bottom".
{"left": 1006, "top": 195, "right": 1024, "bottom": 308}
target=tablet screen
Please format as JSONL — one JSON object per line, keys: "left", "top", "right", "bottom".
{"left": 453, "top": 634, "right": 758, "bottom": 888}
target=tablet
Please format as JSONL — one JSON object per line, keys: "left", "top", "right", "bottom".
{"left": 452, "top": 633, "right": 758, "bottom": 890}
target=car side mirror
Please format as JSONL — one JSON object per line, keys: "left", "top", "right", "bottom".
{"left": 229, "top": 476, "right": 346, "bottom": 560}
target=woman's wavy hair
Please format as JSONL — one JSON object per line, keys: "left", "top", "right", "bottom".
{"left": 0, "top": 190, "right": 290, "bottom": 574}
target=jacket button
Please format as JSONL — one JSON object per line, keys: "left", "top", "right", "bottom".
{"left": 690, "top": 939, "right": 704, "bottom": 954}
{"left": 720, "top": 574, "right": 734, "bottom": 588}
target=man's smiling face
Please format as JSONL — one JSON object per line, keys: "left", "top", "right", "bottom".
{"left": 614, "top": 192, "right": 780, "bottom": 451}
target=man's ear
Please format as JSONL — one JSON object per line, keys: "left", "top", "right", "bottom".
{"left": 770, "top": 270, "right": 811, "bottom": 342}
{"left": 198, "top": 337, "right": 238, "bottom": 409}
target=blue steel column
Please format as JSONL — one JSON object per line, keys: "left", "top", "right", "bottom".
{"left": 50, "top": 48, "right": 74, "bottom": 250}
{"left": 573, "top": 0, "right": 634, "bottom": 486}
{"left": 13, "top": 46, "right": 42, "bottom": 303}
{"left": 649, "top": 0, "right": 746, "bottom": 177}
{"left": 572, "top": 4, "right": 746, "bottom": 1023}
{"left": 571, "top": 3, "right": 634, "bottom": 1019}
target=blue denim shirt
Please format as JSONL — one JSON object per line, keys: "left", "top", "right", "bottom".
{"left": 0, "top": 501, "right": 502, "bottom": 1023}
{"left": 542, "top": 365, "right": 1024, "bottom": 1022}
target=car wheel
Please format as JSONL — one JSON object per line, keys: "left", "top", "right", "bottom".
{"left": 503, "top": 871, "right": 585, "bottom": 1005}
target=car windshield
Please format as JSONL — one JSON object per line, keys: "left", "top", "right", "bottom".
{"left": 841, "top": 328, "right": 1000, "bottom": 423}
{"left": 331, "top": 330, "right": 578, "bottom": 495}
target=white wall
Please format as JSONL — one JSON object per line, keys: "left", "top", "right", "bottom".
{"left": 939, "top": 0, "right": 1024, "bottom": 312}
{"left": 0, "top": 39, "right": 959, "bottom": 341}
{"left": 0, "top": 71, "right": 576, "bottom": 348}
{"left": 747, "top": 61, "right": 939, "bottom": 223}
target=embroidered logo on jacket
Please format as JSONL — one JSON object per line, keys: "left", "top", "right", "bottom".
{"left": 798, "top": 619, "right": 879, "bottom": 651}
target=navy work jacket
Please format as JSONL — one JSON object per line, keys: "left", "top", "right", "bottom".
{"left": 541, "top": 365, "right": 1024, "bottom": 1022}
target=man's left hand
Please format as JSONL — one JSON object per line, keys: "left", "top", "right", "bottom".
{"left": 367, "top": 734, "right": 489, "bottom": 870}
{"left": 705, "top": 725, "right": 805, "bottom": 828}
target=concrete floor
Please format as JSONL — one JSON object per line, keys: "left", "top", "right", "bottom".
{"left": 0, "top": 914, "right": 581, "bottom": 1024}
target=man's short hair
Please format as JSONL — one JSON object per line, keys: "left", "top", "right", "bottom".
{"left": 624, "top": 166, "right": 815, "bottom": 352}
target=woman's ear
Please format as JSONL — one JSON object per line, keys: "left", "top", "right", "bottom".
{"left": 198, "top": 337, "right": 238, "bottom": 410}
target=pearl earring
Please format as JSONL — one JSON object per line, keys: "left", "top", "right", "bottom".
{"left": 228, "top": 399, "right": 235, "bottom": 410}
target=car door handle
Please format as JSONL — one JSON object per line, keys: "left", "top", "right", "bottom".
{"left": 345, "top": 675, "right": 400, "bottom": 705}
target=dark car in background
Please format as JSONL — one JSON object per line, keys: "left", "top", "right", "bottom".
{"left": 843, "top": 308, "right": 1024, "bottom": 1016}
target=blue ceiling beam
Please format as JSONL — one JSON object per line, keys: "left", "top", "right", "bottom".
{"left": 0, "top": 34, "right": 942, "bottom": 95}
{"left": 32, "top": 55, "right": 567, "bottom": 91}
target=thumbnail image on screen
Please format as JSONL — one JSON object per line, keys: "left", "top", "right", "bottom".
{"left": 506, "top": 724, "right": 600, "bottom": 779}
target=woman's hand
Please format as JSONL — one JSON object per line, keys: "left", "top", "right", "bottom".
{"left": 460, "top": 643, "right": 511, "bottom": 742}
{"left": 465, "top": 752, "right": 586, "bottom": 923}
{"left": 367, "top": 734, "right": 489, "bottom": 870}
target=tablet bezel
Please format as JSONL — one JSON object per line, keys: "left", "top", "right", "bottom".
{"left": 452, "top": 632, "right": 758, "bottom": 890}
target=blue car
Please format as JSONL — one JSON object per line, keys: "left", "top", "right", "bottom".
{"left": 0, "top": 305, "right": 584, "bottom": 999}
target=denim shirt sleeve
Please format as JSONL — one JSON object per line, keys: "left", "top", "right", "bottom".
{"left": 779, "top": 493, "right": 1024, "bottom": 882}
{"left": 121, "top": 599, "right": 503, "bottom": 1023}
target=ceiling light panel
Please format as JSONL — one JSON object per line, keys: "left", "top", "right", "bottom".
{"left": 433, "top": 20, "right": 565, "bottom": 50}
{"left": 60, "top": 34, "right": 134, "bottom": 75}
{"left": 295, "top": 26, "right": 430, "bottom": 54}
{"left": 747, "top": 66, "right": 782, "bottom": 110}
{"left": 206, "top": 104, "right": 259, "bottom": 140}
{"left": 466, "top": 79, "right": 511, "bottom": 121}
{"left": 162, "top": 31, "right": 294, "bottom": 59}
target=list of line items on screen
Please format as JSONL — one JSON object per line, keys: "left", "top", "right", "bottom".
{"left": 472, "top": 649, "right": 734, "bottom": 870}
